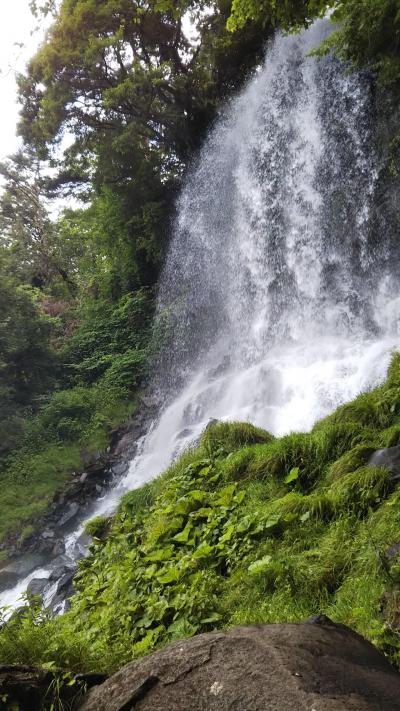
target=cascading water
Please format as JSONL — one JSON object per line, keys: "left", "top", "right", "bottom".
{"left": 2, "top": 18, "right": 400, "bottom": 609}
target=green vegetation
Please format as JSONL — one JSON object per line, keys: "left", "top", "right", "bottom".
{"left": 228, "top": 1, "right": 400, "bottom": 83}
{"left": 0, "top": 287, "right": 153, "bottom": 544}
{"left": 2, "top": 355, "right": 400, "bottom": 673}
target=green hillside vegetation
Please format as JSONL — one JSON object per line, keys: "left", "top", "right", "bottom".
{"left": 1, "top": 0, "right": 399, "bottom": 547}
{"left": 2, "top": 354, "right": 400, "bottom": 673}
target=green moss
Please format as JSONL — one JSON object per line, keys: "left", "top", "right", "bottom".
{"left": 201, "top": 421, "right": 273, "bottom": 454}
{"left": 326, "top": 444, "right": 378, "bottom": 481}
{"left": 84, "top": 516, "right": 112, "bottom": 539}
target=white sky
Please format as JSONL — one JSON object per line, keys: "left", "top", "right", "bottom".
{"left": 0, "top": 1, "right": 48, "bottom": 161}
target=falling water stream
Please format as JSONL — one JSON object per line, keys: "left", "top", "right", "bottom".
{"left": 2, "top": 19, "right": 400, "bottom": 610}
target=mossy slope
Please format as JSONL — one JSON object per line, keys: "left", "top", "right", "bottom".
{"left": 3, "top": 356, "right": 400, "bottom": 674}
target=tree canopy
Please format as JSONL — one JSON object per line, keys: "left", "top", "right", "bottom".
{"left": 228, "top": 0, "right": 400, "bottom": 83}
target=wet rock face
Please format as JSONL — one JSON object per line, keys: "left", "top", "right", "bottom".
{"left": 369, "top": 446, "right": 400, "bottom": 477}
{"left": 80, "top": 620, "right": 400, "bottom": 711}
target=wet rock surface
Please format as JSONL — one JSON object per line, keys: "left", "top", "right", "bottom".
{"left": 80, "top": 619, "right": 400, "bottom": 711}
{"left": 0, "top": 395, "right": 161, "bottom": 610}
{"left": 369, "top": 445, "right": 400, "bottom": 477}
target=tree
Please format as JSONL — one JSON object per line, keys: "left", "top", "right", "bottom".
{"left": 0, "top": 151, "right": 79, "bottom": 293}
{"left": 0, "top": 269, "right": 58, "bottom": 455}
{"left": 16, "top": 1, "right": 271, "bottom": 298}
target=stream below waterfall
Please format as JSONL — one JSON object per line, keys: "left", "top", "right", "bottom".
{"left": 1, "top": 17, "right": 400, "bottom": 611}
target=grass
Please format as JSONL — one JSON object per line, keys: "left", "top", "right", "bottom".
{"left": 2, "top": 354, "right": 400, "bottom": 675}
{"left": 0, "top": 388, "right": 139, "bottom": 546}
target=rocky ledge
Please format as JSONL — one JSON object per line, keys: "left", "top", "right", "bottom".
{"left": 3, "top": 618, "right": 400, "bottom": 710}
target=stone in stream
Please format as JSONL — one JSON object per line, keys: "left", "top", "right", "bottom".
{"left": 55, "top": 570, "right": 75, "bottom": 596}
{"left": 0, "top": 555, "right": 46, "bottom": 592}
{"left": 49, "top": 563, "right": 75, "bottom": 582}
{"left": 57, "top": 502, "right": 80, "bottom": 528}
{"left": 111, "top": 461, "right": 130, "bottom": 477}
{"left": 79, "top": 620, "right": 400, "bottom": 711}
{"left": 26, "top": 578, "right": 49, "bottom": 598}
{"left": 52, "top": 540, "right": 65, "bottom": 557}
{"left": 42, "top": 529, "right": 55, "bottom": 540}
{"left": 175, "top": 427, "right": 193, "bottom": 440}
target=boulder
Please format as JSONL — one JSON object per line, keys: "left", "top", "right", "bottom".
{"left": 175, "top": 427, "right": 193, "bottom": 440}
{"left": 55, "top": 570, "right": 75, "bottom": 597}
{"left": 111, "top": 461, "right": 130, "bottom": 477}
{"left": 26, "top": 578, "right": 49, "bottom": 598}
{"left": 369, "top": 446, "right": 400, "bottom": 477}
{"left": 80, "top": 620, "right": 400, "bottom": 711}
{"left": 57, "top": 502, "right": 80, "bottom": 528}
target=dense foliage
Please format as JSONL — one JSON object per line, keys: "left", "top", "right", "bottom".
{"left": 228, "top": 0, "right": 400, "bottom": 83}
{"left": 3, "top": 356, "right": 400, "bottom": 673}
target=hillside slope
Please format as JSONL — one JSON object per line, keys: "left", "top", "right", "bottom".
{"left": 2, "top": 353, "right": 400, "bottom": 675}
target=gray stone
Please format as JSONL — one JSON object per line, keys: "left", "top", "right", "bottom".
{"left": 49, "top": 565, "right": 73, "bottom": 582}
{"left": 79, "top": 621, "right": 400, "bottom": 711}
{"left": 207, "top": 356, "right": 231, "bottom": 381}
{"left": 386, "top": 542, "right": 400, "bottom": 559}
{"left": 55, "top": 570, "right": 75, "bottom": 596}
{"left": 369, "top": 446, "right": 400, "bottom": 476}
{"left": 175, "top": 427, "right": 193, "bottom": 440}
{"left": 52, "top": 541, "right": 65, "bottom": 557}
{"left": 57, "top": 503, "right": 80, "bottom": 528}
{"left": 111, "top": 461, "right": 129, "bottom": 477}
{"left": 26, "top": 578, "right": 49, "bottom": 598}
{"left": 141, "top": 395, "right": 160, "bottom": 409}
{"left": 42, "top": 530, "right": 55, "bottom": 540}
{"left": 0, "top": 570, "right": 20, "bottom": 592}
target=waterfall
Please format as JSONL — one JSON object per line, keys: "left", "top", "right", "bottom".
{"left": 2, "top": 18, "right": 400, "bottom": 609}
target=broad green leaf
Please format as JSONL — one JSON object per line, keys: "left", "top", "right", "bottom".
{"left": 173, "top": 524, "right": 193, "bottom": 544}
{"left": 219, "top": 524, "right": 235, "bottom": 543}
{"left": 192, "top": 542, "right": 214, "bottom": 560}
{"left": 157, "top": 567, "right": 182, "bottom": 584}
{"left": 284, "top": 467, "right": 300, "bottom": 484}
{"left": 262, "top": 514, "right": 281, "bottom": 529}
{"left": 145, "top": 546, "right": 174, "bottom": 562}
{"left": 200, "top": 612, "right": 222, "bottom": 624}
{"left": 248, "top": 555, "right": 272, "bottom": 575}
{"left": 215, "top": 484, "right": 237, "bottom": 507}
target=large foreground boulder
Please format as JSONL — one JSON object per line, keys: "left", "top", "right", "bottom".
{"left": 80, "top": 618, "right": 400, "bottom": 710}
